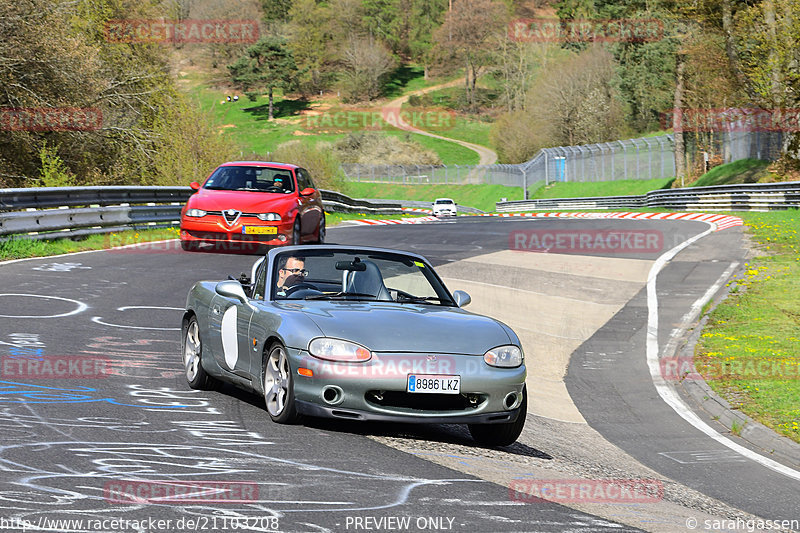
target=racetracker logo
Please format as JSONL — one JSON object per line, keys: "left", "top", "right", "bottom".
{"left": 509, "top": 18, "right": 663, "bottom": 43}
{"left": 509, "top": 229, "right": 663, "bottom": 254}
{"left": 303, "top": 106, "right": 455, "bottom": 133}
{"left": 104, "top": 19, "right": 259, "bottom": 44}
{"left": 0, "top": 107, "right": 102, "bottom": 131}
{"left": 661, "top": 356, "right": 800, "bottom": 381}
{"left": 298, "top": 353, "right": 462, "bottom": 380}
{"left": 104, "top": 480, "right": 259, "bottom": 504}
{"left": 660, "top": 108, "right": 800, "bottom": 133}
{"left": 1, "top": 356, "right": 111, "bottom": 379}
{"left": 509, "top": 478, "right": 663, "bottom": 503}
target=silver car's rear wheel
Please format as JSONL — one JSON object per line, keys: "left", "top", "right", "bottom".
{"left": 264, "top": 342, "right": 300, "bottom": 423}
{"left": 183, "top": 316, "right": 215, "bottom": 390}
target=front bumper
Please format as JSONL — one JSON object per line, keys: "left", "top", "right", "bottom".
{"left": 296, "top": 400, "right": 522, "bottom": 424}
{"left": 180, "top": 216, "right": 294, "bottom": 249}
{"left": 289, "top": 348, "right": 527, "bottom": 422}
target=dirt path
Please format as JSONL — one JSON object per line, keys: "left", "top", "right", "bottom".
{"left": 384, "top": 79, "right": 498, "bottom": 165}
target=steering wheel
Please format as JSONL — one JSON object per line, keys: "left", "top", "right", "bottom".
{"left": 283, "top": 282, "right": 319, "bottom": 297}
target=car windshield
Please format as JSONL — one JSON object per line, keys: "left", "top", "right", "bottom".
{"left": 272, "top": 250, "right": 455, "bottom": 305}
{"left": 435, "top": 199, "right": 454, "bottom": 204}
{"left": 203, "top": 166, "right": 295, "bottom": 193}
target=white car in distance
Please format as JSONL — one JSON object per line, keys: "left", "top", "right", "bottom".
{"left": 432, "top": 198, "right": 457, "bottom": 217}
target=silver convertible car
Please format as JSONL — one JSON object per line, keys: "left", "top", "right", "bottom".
{"left": 181, "top": 245, "right": 527, "bottom": 446}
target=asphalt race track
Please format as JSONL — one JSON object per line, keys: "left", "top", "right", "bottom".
{"left": 0, "top": 216, "right": 797, "bottom": 533}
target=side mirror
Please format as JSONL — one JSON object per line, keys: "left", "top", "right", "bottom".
{"left": 452, "top": 290, "right": 471, "bottom": 307}
{"left": 300, "top": 187, "right": 316, "bottom": 196}
{"left": 190, "top": 181, "right": 201, "bottom": 190}
{"left": 215, "top": 280, "right": 249, "bottom": 305}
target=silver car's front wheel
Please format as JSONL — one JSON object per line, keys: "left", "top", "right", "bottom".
{"left": 263, "top": 342, "right": 300, "bottom": 423}
{"left": 182, "top": 316, "right": 215, "bottom": 390}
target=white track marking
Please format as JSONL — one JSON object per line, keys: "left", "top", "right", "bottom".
{"left": 646, "top": 223, "right": 800, "bottom": 481}
{"left": 0, "top": 294, "right": 88, "bottom": 318}
{"left": 90, "top": 305, "right": 183, "bottom": 331}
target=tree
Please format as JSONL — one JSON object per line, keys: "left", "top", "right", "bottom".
{"left": 409, "top": 0, "right": 448, "bottom": 78}
{"left": 432, "top": 0, "right": 508, "bottom": 109}
{"left": 228, "top": 37, "right": 300, "bottom": 120}
{"left": 287, "top": 0, "right": 337, "bottom": 93}
{"left": 528, "top": 46, "right": 625, "bottom": 147}
{"left": 340, "top": 37, "right": 396, "bottom": 102}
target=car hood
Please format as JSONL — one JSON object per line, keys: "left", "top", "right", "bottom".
{"left": 188, "top": 189, "right": 296, "bottom": 212}
{"left": 295, "top": 302, "right": 513, "bottom": 355}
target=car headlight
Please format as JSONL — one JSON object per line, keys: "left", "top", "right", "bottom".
{"left": 256, "top": 213, "right": 281, "bottom": 221}
{"left": 308, "top": 338, "right": 372, "bottom": 362}
{"left": 484, "top": 345, "right": 523, "bottom": 368}
{"left": 185, "top": 208, "right": 207, "bottom": 218}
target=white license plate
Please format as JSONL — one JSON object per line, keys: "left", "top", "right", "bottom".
{"left": 407, "top": 374, "right": 461, "bottom": 394}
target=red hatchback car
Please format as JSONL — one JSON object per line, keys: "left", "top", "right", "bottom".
{"left": 180, "top": 162, "right": 325, "bottom": 252}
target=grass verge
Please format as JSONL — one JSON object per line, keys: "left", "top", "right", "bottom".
{"left": 530, "top": 178, "right": 674, "bottom": 199}
{"left": 343, "top": 183, "right": 524, "bottom": 212}
{"left": 695, "top": 209, "right": 800, "bottom": 442}
{"left": 690, "top": 159, "right": 775, "bottom": 187}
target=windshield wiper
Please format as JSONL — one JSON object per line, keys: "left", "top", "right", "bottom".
{"left": 395, "top": 294, "right": 447, "bottom": 304}
{"left": 304, "top": 291, "right": 377, "bottom": 300}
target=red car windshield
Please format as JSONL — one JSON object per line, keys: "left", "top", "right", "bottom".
{"left": 204, "top": 166, "right": 295, "bottom": 193}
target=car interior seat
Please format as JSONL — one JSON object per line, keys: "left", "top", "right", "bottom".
{"left": 345, "top": 260, "right": 392, "bottom": 301}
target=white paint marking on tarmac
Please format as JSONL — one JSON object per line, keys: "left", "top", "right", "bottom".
{"left": 91, "top": 305, "right": 183, "bottom": 330}
{"left": 0, "top": 294, "right": 88, "bottom": 318}
{"left": 660, "top": 262, "right": 739, "bottom": 361}
{"left": 646, "top": 223, "right": 800, "bottom": 482}
{"left": 117, "top": 306, "right": 183, "bottom": 311}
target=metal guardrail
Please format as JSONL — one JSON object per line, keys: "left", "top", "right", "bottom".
{"left": 0, "top": 186, "right": 402, "bottom": 240}
{"left": 496, "top": 181, "right": 800, "bottom": 212}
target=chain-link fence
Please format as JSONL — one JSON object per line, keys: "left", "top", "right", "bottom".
{"left": 341, "top": 135, "right": 677, "bottom": 190}
{"left": 341, "top": 129, "right": 786, "bottom": 193}
{"left": 683, "top": 130, "right": 784, "bottom": 175}
{"left": 340, "top": 163, "right": 526, "bottom": 187}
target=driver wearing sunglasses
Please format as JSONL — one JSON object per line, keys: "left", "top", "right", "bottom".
{"left": 276, "top": 256, "right": 308, "bottom": 296}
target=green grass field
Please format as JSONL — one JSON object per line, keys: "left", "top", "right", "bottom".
{"left": 529, "top": 178, "right": 675, "bottom": 199}
{"left": 690, "top": 159, "right": 774, "bottom": 187}
{"left": 180, "top": 69, "right": 479, "bottom": 165}
{"left": 343, "top": 183, "right": 523, "bottom": 212}
{"left": 696, "top": 210, "right": 800, "bottom": 442}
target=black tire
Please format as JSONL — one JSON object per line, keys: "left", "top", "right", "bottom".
{"left": 468, "top": 385, "right": 527, "bottom": 447}
{"left": 292, "top": 218, "right": 301, "bottom": 245}
{"left": 315, "top": 215, "right": 326, "bottom": 244}
{"left": 263, "top": 342, "right": 301, "bottom": 424}
{"left": 182, "top": 316, "right": 216, "bottom": 390}
{"left": 180, "top": 240, "right": 196, "bottom": 252}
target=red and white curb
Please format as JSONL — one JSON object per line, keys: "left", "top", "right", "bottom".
{"left": 349, "top": 211, "right": 743, "bottom": 231}
{"left": 468, "top": 212, "right": 743, "bottom": 232}
{"left": 401, "top": 207, "right": 433, "bottom": 214}
{"left": 351, "top": 216, "right": 438, "bottom": 226}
